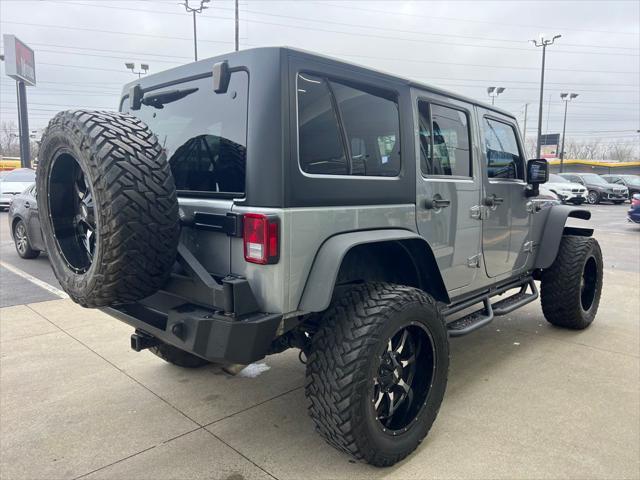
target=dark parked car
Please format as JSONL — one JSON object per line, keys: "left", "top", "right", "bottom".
{"left": 602, "top": 174, "right": 640, "bottom": 201}
{"left": 628, "top": 193, "right": 640, "bottom": 224}
{"left": 7, "top": 183, "right": 45, "bottom": 258}
{"left": 559, "top": 172, "right": 628, "bottom": 204}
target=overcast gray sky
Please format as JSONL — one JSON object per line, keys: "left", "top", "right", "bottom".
{"left": 1, "top": 0, "right": 638, "bottom": 149}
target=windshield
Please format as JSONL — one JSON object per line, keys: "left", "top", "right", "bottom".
{"left": 549, "top": 174, "right": 569, "bottom": 183}
{"left": 3, "top": 169, "right": 35, "bottom": 182}
{"left": 580, "top": 174, "right": 609, "bottom": 185}
{"left": 125, "top": 71, "right": 249, "bottom": 196}
{"left": 621, "top": 175, "right": 640, "bottom": 186}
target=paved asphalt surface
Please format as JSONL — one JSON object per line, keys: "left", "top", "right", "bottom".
{"left": 0, "top": 204, "right": 638, "bottom": 479}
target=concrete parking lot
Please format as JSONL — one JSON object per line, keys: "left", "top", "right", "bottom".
{"left": 1, "top": 204, "right": 639, "bottom": 480}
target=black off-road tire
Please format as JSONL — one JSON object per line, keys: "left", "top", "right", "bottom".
{"left": 37, "top": 110, "right": 179, "bottom": 307}
{"left": 150, "top": 343, "right": 210, "bottom": 368}
{"left": 541, "top": 235, "right": 603, "bottom": 329}
{"left": 305, "top": 282, "right": 449, "bottom": 467}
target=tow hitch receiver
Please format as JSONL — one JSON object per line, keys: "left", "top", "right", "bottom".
{"left": 131, "top": 331, "right": 160, "bottom": 352}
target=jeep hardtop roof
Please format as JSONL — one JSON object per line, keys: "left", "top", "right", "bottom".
{"left": 120, "top": 46, "right": 516, "bottom": 120}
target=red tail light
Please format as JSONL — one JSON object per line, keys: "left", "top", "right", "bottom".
{"left": 243, "top": 213, "right": 279, "bottom": 265}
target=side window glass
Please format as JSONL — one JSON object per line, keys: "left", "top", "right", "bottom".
{"left": 297, "top": 73, "right": 348, "bottom": 175}
{"left": 484, "top": 118, "right": 524, "bottom": 180}
{"left": 329, "top": 80, "right": 401, "bottom": 177}
{"left": 419, "top": 102, "right": 471, "bottom": 177}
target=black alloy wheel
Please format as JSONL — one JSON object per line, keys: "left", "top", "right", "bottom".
{"left": 373, "top": 325, "right": 435, "bottom": 434}
{"left": 48, "top": 153, "right": 96, "bottom": 274}
{"left": 580, "top": 256, "right": 598, "bottom": 312}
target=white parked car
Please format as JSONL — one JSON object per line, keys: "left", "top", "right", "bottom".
{"left": 545, "top": 173, "right": 587, "bottom": 205}
{"left": 0, "top": 168, "right": 36, "bottom": 211}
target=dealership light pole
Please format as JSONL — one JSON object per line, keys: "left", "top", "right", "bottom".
{"left": 125, "top": 62, "right": 149, "bottom": 78}
{"left": 531, "top": 34, "right": 561, "bottom": 159}
{"left": 180, "top": 0, "right": 210, "bottom": 61}
{"left": 486, "top": 86, "right": 505, "bottom": 105}
{"left": 3, "top": 34, "right": 36, "bottom": 169}
{"left": 559, "top": 92, "right": 579, "bottom": 173}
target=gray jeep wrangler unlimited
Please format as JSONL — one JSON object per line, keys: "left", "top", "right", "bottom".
{"left": 37, "top": 47, "right": 602, "bottom": 467}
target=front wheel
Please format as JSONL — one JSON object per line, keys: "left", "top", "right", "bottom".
{"left": 586, "top": 190, "right": 600, "bottom": 204}
{"left": 305, "top": 283, "right": 449, "bottom": 467}
{"left": 541, "top": 235, "right": 603, "bottom": 329}
{"left": 13, "top": 220, "right": 40, "bottom": 259}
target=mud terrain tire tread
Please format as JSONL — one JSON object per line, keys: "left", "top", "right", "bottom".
{"left": 305, "top": 282, "right": 449, "bottom": 467}
{"left": 38, "top": 110, "right": 179, "bottom": 307}
{"left": 540, "top": 235, "right": 603, "bottom": 329}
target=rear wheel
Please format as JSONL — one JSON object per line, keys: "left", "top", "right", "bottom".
{"left": 541, "top": 235, "right": 603, "bottom": 329}
{"left": 13, "top": 220, "right": 39, "bottom": 259}
{"left": 150, "top": 343, "right": 210, "bottom": 368}
{"left": 305, "top": 283, "right": 449, "bottom": 467}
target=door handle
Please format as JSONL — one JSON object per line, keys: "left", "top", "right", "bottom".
{"left": 425, "top": 196, "right": 451, "bottom": 210}
{"left": 483, "top": 194, "right": 504, "bottom": 208}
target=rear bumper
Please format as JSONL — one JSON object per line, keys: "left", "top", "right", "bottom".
{"left": 103, "top": 299, "right": 281, "bottom": 364}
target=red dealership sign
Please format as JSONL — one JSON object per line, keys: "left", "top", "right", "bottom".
{"left": 3, "top": 34, "right": 36, "bottom": 86}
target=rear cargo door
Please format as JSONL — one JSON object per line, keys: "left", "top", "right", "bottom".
{"left": 123, "top": 70, "right": 249, "bottom": 275}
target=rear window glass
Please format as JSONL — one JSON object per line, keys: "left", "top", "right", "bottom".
{"left": 419, "top": 102, "right": 471, "bottom": 177}
{"left": 126, "top": 71, "right": 248, "bottom": 195}
{"left": 297, "top": 73, "right": 400, "bottom": 177}
{"left": 297, "top": 74, "right": 348, "bottom": 175}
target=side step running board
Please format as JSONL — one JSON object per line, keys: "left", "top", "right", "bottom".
{"left": 447, "top": 299, "right": 494, "bottom": 337}
{"left": 445, "top": 278, "right": 539, "bottom": 337}
{"left": 492, "top": 279, "right": 538, "bottom": 316}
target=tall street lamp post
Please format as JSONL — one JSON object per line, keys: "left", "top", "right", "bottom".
{"left": 531, "top": 34, "right": 561, "bottom": 159}
{"left": 487, "top": 86, "right": 505, "bottom": 105}
{"left": 559, "top": 92, "right": 579, "bottom": 173}
{"left": 180, "top": 0, "right": 210, "bottom": 61}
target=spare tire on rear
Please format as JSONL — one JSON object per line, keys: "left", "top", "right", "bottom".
{"left": 37, "top": 110, "right": 180, "bottom": 307}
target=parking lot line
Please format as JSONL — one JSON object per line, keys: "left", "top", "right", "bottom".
{"left": 0, "top": 260, "right": 68, "bottom": 298}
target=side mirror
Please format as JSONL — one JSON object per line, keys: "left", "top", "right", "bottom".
{"left": 525, "top": 159, "right": 548, "bottom": 197}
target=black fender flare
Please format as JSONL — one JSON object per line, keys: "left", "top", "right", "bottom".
{"left": 534, "top": 205, "right": 592, "bottom": 269}
{"left": 298, "top": 229, "right": 450, "bottom": 312}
